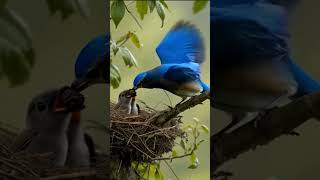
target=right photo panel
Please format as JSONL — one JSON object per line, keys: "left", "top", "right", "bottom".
{"left": 212, "top": 0, "right": 320, "bottom": 179}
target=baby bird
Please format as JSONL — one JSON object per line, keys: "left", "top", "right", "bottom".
{"left": 11, "top": 88, "right": 84, "bottom": 166}
{"left": 65, "top": 111, "right": 93, "bottom": 167}
{"left": 114, "top": 90, "right": 132, "bottom": 114}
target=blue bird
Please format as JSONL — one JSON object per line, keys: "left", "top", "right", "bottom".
{"left": 133, "top": 21, "right": 209, "bottom": 104}
{"left": 211, "top": 0, "right": 320, "bottom": 135}
{"left": 71, "top": 34, "right": 109, "bottom": 92}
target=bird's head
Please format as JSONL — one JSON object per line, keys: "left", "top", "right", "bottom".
{"left": 72, "top": 34, "right": 109, "bottom": 92}
{"left": 133, "top": 72, "right": 147, "bottom": 90}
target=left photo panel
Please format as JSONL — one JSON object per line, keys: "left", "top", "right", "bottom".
{"left": 0, "top": 0, "right": 109, "bottom": 179}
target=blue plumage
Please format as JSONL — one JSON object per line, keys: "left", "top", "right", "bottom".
{"left": 72, "top": 34, "right": 109, "bottom": 92}
{"left": 212, "top": 0, "right": 320, "bottom": 135}
{"left": 133, "top": 21, "right": 209, "bottom": 100}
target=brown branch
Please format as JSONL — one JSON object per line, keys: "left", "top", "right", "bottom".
{"left": 212, "top": 91, "right": 320, "bottom": 173}
{"left": 149, "top": 91, "right": 210, "bottom": 125}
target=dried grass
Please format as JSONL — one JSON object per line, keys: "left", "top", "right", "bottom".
{"left": 110, "top": 102, "right": 183, "bottom": 162}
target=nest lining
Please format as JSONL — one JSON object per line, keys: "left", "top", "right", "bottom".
{"left": 110, "top": 102, "right": 183, "bottom": 162}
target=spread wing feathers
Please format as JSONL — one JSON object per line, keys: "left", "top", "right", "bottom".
{"left": 163, "top": 65, "right": 200, "bottom": 83}
{"left": 75, "top": 34, "right": 109, "bottom": 79}
{"left": 212, "top": 4, "right": 289, "bottom": 66}
{"left": 156, "top": 21, "right": 205, "bottom": 65}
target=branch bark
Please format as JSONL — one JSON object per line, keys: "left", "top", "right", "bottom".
{"left": 212, "top": 92, "right": 320, "bottom": 173}
{"left": 149, "top": 91, "right": 210, "bottom": 125}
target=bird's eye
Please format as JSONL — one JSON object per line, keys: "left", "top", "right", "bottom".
{"left": 37, "top": 102, "right": 46, "bottom": 112}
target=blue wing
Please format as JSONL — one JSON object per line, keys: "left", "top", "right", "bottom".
{"left": 156, "top": 21, "right": 205, "bottom": 65}
{"left": 164, "top": 65, "right": 200, "bottom": 83}
{"left": 211, "top": 2, "right": 290, "bottom": 67}
{"left": 75, "top": 34, "right": 109, "bottom": 79}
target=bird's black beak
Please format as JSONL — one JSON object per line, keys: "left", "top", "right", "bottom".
{"left": 71, "top": 79, "right": 90, "bottom": 92}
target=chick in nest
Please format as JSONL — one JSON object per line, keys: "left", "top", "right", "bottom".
{"left": 114, "top": 89, "right": 140, "bottom": 115}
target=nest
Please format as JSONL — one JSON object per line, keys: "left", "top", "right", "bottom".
{"left": 110, "top": 102, "right": 183, "bottom": 162}
{"left": 0, "top": 124, "right": 109, "bottom": 180}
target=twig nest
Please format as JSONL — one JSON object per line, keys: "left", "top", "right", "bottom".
{"left": 110, "top": 102, "right": 183, "bottom": 162}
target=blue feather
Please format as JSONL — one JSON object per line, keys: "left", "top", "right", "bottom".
{"left": 75, "top": 34, "right": 109, "bottom": 79}
{"left": 211, "top": 3, "right": 289, "bottom": 68}
{"left": 156, "top": 21, "right": 204, "bottom": 64}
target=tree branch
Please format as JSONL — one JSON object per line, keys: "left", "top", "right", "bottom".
{"left": 212, "top": 91, "right": 320, "bottom": 173}
{"left": 149, "top": 91, "right": 210, "bottom": 125}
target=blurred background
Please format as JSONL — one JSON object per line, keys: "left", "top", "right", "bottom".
{"left": 212, "top": 1, "right": 320, "bottom": 179}
{"left": 0, "top": 0, "right": 108, "bottom": 152}
{"left": 110, "top": 1, "right": 210, "bottom": 180}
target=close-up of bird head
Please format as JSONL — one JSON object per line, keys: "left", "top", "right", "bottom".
{"left": 133, "top": 71, "right": 147, "bottom": 90}
{"left": 26, "top": 87, "right": 85, "bottom": 130}
{"left": 71, "top": 34, "right": 109, "bottom": 92}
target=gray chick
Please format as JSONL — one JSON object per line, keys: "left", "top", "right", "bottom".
{"left": 11, "top": 88, "right": 84, "bottom": 166}
{"left": 130, "top": 93, "right": 140, "bottom": 115}
{"left": 114, "top": 91, "right": 132, "bottom": 114}
{"left": 65, "top": 111, "right": 93, "bottom": 167}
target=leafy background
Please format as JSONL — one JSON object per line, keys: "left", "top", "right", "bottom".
{"left": 110, "top": 1, "right": 210, "bottom": 180}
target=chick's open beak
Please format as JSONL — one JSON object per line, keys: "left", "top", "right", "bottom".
{"left": 53, "top": 96, "right": 66, "bottom": 112}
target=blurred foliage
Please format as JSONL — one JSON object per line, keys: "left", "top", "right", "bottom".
{"left": 110, "top": 0, "right": 208, "bottom": 89}
{"left": 132, "top": 117, "right": 209, "bottom": 179}
{"left": 46, "top": 0, "right": 90, "bottom": 20}
{"left": 0, "top": 0, "right": 89, "bottom": 87}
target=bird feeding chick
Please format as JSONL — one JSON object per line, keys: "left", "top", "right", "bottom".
{"left": 10, "top": 87, "right": 93, "bottom": 167}
{"left": 114, "top": 89, "right": 140, "bottom": 115}
{"left": 132, "top": 21, "right": 209, "bottom": 105}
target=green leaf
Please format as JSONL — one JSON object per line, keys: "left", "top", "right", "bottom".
{"left": 136, "top": 0, "right": 148, "bottom": 20}
{"left": 0, "top": 8, "right": 34, "bottom": 87}
{"left": 193, "top": 0, "right": 209, "bottom": 14}
{"left": 180, "top": 139, "right": 186, "bottom": 151}
{"left": 188, "top": 164, "right": 198, "bottom": 169}
{"left": 201, "top": 125, "right": 209, "bottom": 134}
{"left": 46, "top": 0, "right": 90, "bottom": 20}
{"left": 193, "top": 117, "right": 200, "bottom": 123}
{"left": 111, "top": 0, "right": 126, "bottom": 28}
{"left": 129, "top": 32, "right": 141, "bottom": 48}
{"left": 74, "top": 0, "right": 90, "bottom": 18}
{"left": 110, "top": 63, "right": 121, "bottom": 88}
{"left": 172, "top": 149, "right": 178, "bottom": 157}
{"left": 155, "top": 168, "right": 164, "bottom": 180}
{"left": 155, "top": 1, "right": 165, "bottom": 27}
{"left": 148, "top": 0, "right": 156, "bottom": 13}
{"left": 119, "top": 47, "right": 138, "bottom": 67}
{"left": 110, "top": 40, "right": 119, "bottom": 55}
{"left": 159, "top": 0, "right": 169, "bottom": 9}
{"left": 188, "top": 152, "right": 200, "bottom": 169}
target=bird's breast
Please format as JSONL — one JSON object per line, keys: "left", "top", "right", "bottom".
{"left": 163, "top": 80, "right": 203, "bottom": 98}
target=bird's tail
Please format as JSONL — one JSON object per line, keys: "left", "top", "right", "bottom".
{"left": 287, "top": 58, "right": 320, "bottom": 97}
